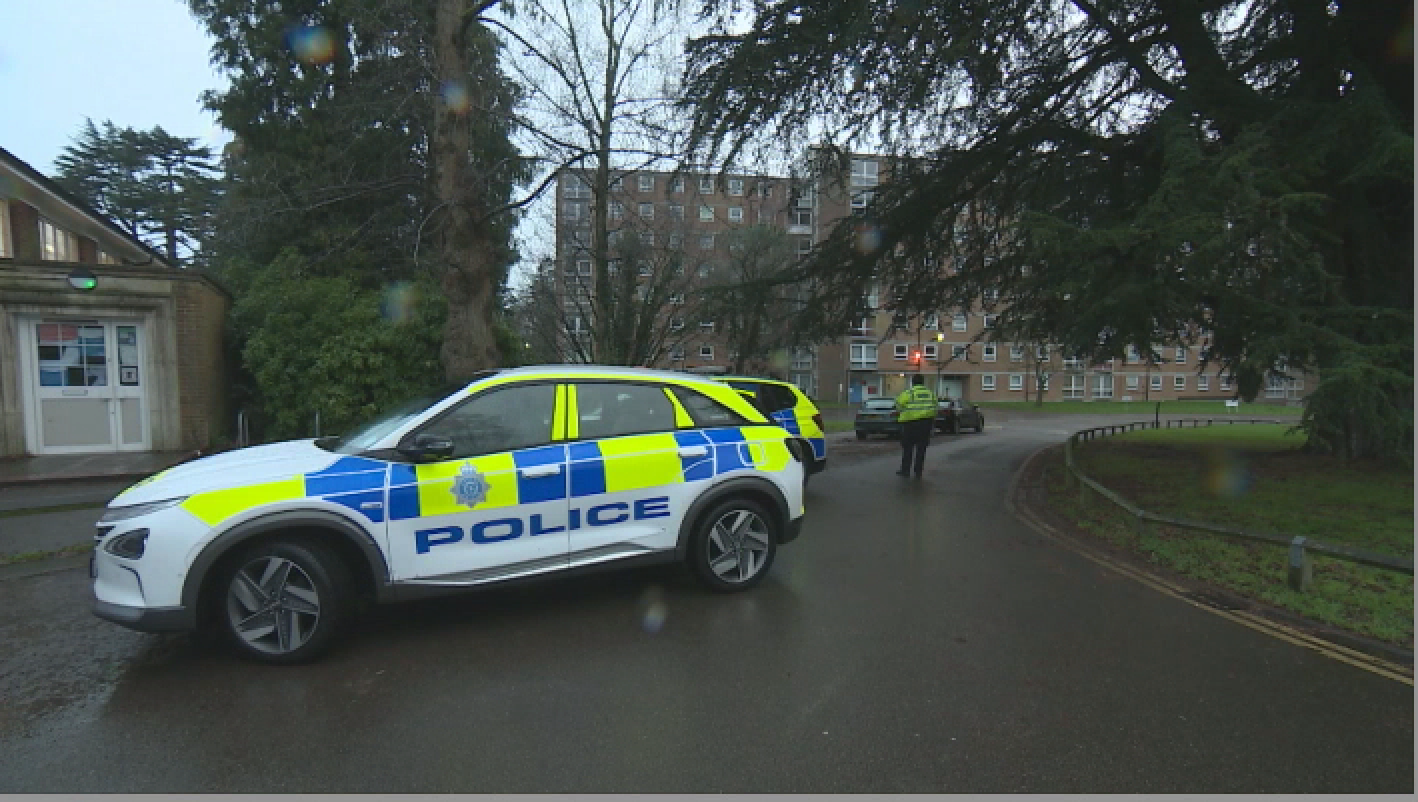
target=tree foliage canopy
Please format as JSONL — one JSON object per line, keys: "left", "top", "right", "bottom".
{"left": 682, "top": 0, "right": 1413, "bottom": 459}
{"left": 54, "top": 118, "right": 221, "bottom": 265}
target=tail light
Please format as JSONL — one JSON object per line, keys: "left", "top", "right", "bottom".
{"left": 812, "top": 413, "right": 824, "bottom": 432}
{"left": 785, "top": 438, "right": 808, "bottom": 463}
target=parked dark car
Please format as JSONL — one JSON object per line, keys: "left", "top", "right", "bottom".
{"left": 936, "top": 399, "right": 985, "bottom": 433}
{"left": 854, "top": 399, "right": 901, "bottom": 439}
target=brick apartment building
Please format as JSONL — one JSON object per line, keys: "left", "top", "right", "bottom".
{"left": 0, "top": 145, "right": 229, "bottom": 457}
{"left": 552, "top": 156, "right": 1309, "bottom": 406}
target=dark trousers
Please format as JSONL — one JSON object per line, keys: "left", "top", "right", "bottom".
{"left": 899, "top": 419, "right": 933, "bottom": 475}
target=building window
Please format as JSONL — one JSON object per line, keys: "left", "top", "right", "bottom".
{"left": 757, "top": 183, "right": 774, "bottom": 198}
{"left": 606, "top": 259, "right": 621, "bottom": 276}
{"left": 672, "top": 176, "right": 685, "bottom": 193}
{"left": 1092, "top": 373, "right": 1114, "bottom": 399}
{"left": 0, "top": 201, "right": 11, "bottom": 258}
{"left": 1198, "top": 375, "right": 1210, "bottom": 391}
{"left": 699, "top": 345, "right": 714, "bottom": 359}
{"left": 792, "top": 348, "right": 813, "bottom": 370}
{"left": 607, "top": 230, "right": 621, "bottom": 246}
{"left": 639, "top": 231, "right": 654, "bottom": 247}
{"left": 562, "top": 176, "right": 590, "bottom": 198}
{"left": 982, "top": 344, "right": 997, "bottom": 362}
{"left": 610, "top": 176, "right": 624, "bottom": 192}
{"left": 697, "top": 263, "right": 713, "bottom": 279}
{"left": 984, "top": 288, "right": 1000, "bottom": 302}
{"left": 670, "top": 345, "right": 685, "bottom": 360}
{"left": 797, "top": 237, "right": 812, "bottom": 257}
{"left": 1126, "top": 345, "right": 1140, "bottom": 364}
{"left": 983, "top": 314, "right": 997, "bottom": 329}
{"left": 699, "top": 233, "right": 715, "bottom": 250}
{"left": 952, "top": 314, "right": 967, "bottom": 332}
{"left": 639, "top": 202, "right": 654, "bottom": 219}
{"left": 982, "top": 374, "right": 996, "bottom": 391}
{"left": 1009, "top": 374, "right": 1023, "bottom": 391}
{"left": 1175, "top": 346, "right": 1187, "bottom": 364}
{"left": 698, "top": 176, "right": 715, "bottom": 194}
{"left": 850, "top": 159, "right": 879, "bottom": 187}
{"left": 1063, "top": 374, "right": 1085, "bottom": 399}
{"left": 699, "top": 321, "right": 715, "bottom": 332}
{"left": 924, "top": 344, "right": 937, "bottom": 359}
{"left": 922, "top": 313, "right": 938, "bottom": 330}
{"left": 699, "top": 205, "right": 714, "bottom": 221}
{"left": 1150, "top": 374, "right": 1163, "bottom": 391}
{"left": 727, "top": 177, "right": 744, "bottom": 196}
{"left": 1265, "top": 374, "right": 1287, "bottom": 398}
{"left": 1035, "top": 345, "right": 1048, "bottom": 361}
{"left": 668, "top": 232, "right": 683, "bottom": 249}
{"left": 1062, "top": 356, "right": 1083, "bottom": 370}
{"left": 575, "top": 259, "right": 592, "bottom": 276}
{"left": 951, "top": 344, "right": 968, "bottom": 360}
{"left": 1220, "top": 374, "right": 1233, "bottom": 392}
{"left": 1010, "top": 345, "right": 1024, "bottom": 362}
{"left": 893, "top": 344, "right": 908, "bottom": 359}
{"left": 850, "top": 190, "right": 873, "bottom": 210}
{"left": 1038, "top": 374, "right": 1050, "bottom": 392}
{"left": 728, "top": 206, "right": 743, "bottom": 223}
{"left": 670, "top": 318, "right": 685, "bottom": 331}
{"left": 563, "top": 202, "right": 586, "bottom": 221}
{"left": 638, "top": 262, "right": 652, "bottom": 277}
{"left": 1174, "top": 374, "right": 1186, "bottom": 390}
{"left": 669, "top": 204, "right": 685, "bottom": 221}
{"left": 669, "top": 293, "right": 684, "bottom": 305}
{"left": 1126, "top": 375, "right": 1139, "bottom": 391}
{"left": 849, "top": 343, "right": 877, "bottom": 369}
{"left": 638, "top": 174, "right": 654, "bottom": 193}
{"left": 96, "top": 249, "right": 118, "bottom": 264}
{"left": 609, "top": 202, "right": 624, "bottom": 220}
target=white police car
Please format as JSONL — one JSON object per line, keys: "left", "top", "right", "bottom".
{"left": 92, "top": 366, "right": 809, "bottom": 663}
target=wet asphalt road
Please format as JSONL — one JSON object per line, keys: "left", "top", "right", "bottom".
{"left": 0, "top": 416, "right": 1411, "bottom": 792}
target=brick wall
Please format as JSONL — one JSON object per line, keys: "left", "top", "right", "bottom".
{"left": 174, "top": 279, "right": 230, "bottom": 450}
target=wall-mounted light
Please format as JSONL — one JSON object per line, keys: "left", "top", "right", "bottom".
{"left": 67, "top": 266, "right": 97, "bottom": 291}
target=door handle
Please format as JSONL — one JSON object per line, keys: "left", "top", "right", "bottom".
{"left": 677, "top": 446, "right": 709, "bottom": 458}
{"left": 519, "top": 464, "right": 562, "bottom": 479}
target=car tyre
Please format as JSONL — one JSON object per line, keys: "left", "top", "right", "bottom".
{"left": 217, "top": 537, "right": 354, "bottom": 665}
{"left": 689, "top": 497, "right": 778, "bottom": 593}
{"left": 855, "top": 430, "right": 867, "bottom": 440}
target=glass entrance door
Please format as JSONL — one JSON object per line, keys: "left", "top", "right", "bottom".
{"left": 30, "top": 321, "right": 148, "bottom": 453}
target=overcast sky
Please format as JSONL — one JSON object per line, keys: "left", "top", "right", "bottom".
{"left": 0, "top": 0, "right": 228, "bottom": 172}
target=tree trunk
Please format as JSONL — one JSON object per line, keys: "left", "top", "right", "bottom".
{"left": 434, "top": 0, "right": 501, "bottom": 381}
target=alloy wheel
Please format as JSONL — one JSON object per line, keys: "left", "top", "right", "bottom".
{"left": 706, "top": 509, "right": 772, "bottom": 584}
{"left": 225, "top": 555, "right": 322, "bottom": 655}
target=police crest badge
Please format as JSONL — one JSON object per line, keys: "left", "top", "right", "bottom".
{"left": 450, "top": 462, "right": 490, "bottom": 507}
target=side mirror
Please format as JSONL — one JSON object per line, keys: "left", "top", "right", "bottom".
{"left": 399, "top": 433, "right": 454, "bottom": 461}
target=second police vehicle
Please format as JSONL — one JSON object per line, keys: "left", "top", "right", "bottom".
{"left": 91, "top": 367, "right": 810, "bottom": 664}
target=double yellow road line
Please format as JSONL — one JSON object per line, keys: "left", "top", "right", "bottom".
{"left": 1007, "top": 448, "right": 1413, "bottom": 687}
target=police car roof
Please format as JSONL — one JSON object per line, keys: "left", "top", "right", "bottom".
{"left": 473, "top": 364, "right": 729, "bottom": 389}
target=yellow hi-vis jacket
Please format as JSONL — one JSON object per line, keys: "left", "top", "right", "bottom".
{"left": 895, "top": 385, "right": 938, "bottom": 422}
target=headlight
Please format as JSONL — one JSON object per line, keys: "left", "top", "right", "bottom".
{"left": 100, "top": 497, "right": 186, "bottom": 523}
{"left": 105, "top": 529, "right": 149, "bottom": 559}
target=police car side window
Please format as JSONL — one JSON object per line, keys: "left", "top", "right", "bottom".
{"left": 765, "top": 385, "right": 796, "bottom": 412}
{"left": 672, "top": 387, "right": 751, "bottom": 427}
{"left": 576, "top": 383, "right": 675, "bottom": 439}
{"left": 418, "top": 383, "right": 555, "bottom": 458}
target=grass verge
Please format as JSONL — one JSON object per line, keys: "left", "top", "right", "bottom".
{"left": 0, "top": 501, "right": 107, "bottom": 519}
{"left": 823, "top": 420, "right": 856, "bottom": 433}
{"left": 977, "top": 400, "right": 1301, "bottom": 416}
{"left": 1044, "top": 424, "right": 1413, "bottom": 646}
{"left": 0, "top": 541, "right": 94, "bottom": 567}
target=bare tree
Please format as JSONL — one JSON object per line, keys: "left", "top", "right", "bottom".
{"left": 485, "top": 0, "right": 686, "bottom": 364}
{"left": 699, "top": 223, "right": 801, "bottom": 375}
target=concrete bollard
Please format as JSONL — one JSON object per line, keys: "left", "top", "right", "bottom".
{"left": 1288, "top": 536, "right": 1313, "bottom": 592}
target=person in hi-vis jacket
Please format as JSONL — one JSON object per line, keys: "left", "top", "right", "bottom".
{"left": 894, "top": 374, "right": 938, "bottom": 477}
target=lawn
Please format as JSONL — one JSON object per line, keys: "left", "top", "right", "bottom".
{"left": 978, "top": 400, "right": 1302, "bottom": 416}
{"left": 1044, "top": 423, "right": 1413, "bottom": 645}
{"left": 823, "top": 420, "right": 855, "bottom": 433}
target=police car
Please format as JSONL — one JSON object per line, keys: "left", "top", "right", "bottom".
{"left": 92, "top": 366, "right": 809, "bottom": 664}
{"left": 717, "top": 377, "right": 827, "bottom": 478}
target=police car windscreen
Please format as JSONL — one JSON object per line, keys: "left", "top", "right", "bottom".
{"left": 325, "top": 391, "right": 454, "bottom": 453}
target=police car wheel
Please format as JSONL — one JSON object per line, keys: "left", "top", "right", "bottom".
{"left": 690, "top": 498, "right": 778, "bottom": 592}
{"left": 219, "top": 538, "right": 353, "bottom": 665}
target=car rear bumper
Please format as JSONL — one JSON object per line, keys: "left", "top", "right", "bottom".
{"left": 780, "top": 514, "right": 804, "bottom": 545}
{"left": 855, "top": 421, "right": 900, "bottom": 434}
{"left": 806, "top": 455, "right": 827, "bottom": 474}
